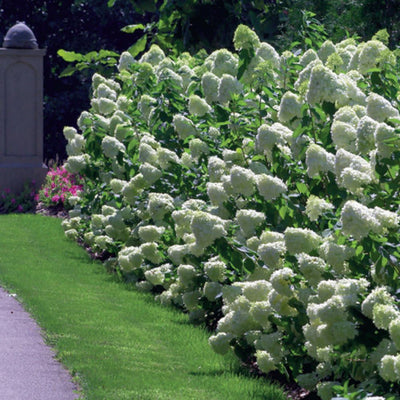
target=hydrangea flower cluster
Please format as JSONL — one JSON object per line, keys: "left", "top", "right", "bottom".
{"left": 61, "top": 25, "right": 400, "bottom": 398}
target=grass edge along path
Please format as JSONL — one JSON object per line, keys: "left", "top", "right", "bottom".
{"left": 0, "top": 214, "right": 287, "bottom": 400}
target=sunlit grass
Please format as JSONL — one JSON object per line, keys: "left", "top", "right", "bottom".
{"left": 0, "top": 214, "right": 287, "bottom": 400}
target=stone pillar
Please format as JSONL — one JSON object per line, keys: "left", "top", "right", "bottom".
{"left": 0, "top": 22, "right": 47, "bottom": 193}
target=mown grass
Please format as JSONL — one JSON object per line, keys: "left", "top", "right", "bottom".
{"left": 0, "top": 214, "right": 287, "bottom": 400}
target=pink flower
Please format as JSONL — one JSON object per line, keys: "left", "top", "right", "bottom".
{"left": 17, "top": 205, "right": 24, "bottom": 212}
{"left": 52, "top": 195, "right": 60, "bottom": 203}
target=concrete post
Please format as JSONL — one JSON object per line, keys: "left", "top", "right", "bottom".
{"left": 0, "top": 22, "right": 47, "bottom": 193}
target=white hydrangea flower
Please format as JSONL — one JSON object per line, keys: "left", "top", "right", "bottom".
{"left": 389, "top": 318, "right": 400, "bottom": 348}
{"left": 208, "top": 48, "right": 238, "bottom": 77}
{"left": 64, "top": 228, "right": 78, "bottom": 240}
{"left": 147, "top": 193, "right": 175, "bottom": 222}
{"left": 101, "top": 136, "right": 125, "bottom": 158}
{"left": 233, "top": 24, "right": 260, "bottom": 51}
{"left": 373, "top": 304, "right": 400, "bottom": 330}
{"left": 145, "top": 264, "right": 170, "bottom": 286}
{"left": 356, "top": 115, "right": 379, "bottom": 154}
{"left": 182, "top": 289, "right": 201, "bottom": 311}
{"left": 375, "top": 122, "right": 399, "bottom": 158}
{"left": 258, "top": 241, "right": 286, "bottom": 270}
{"left": 118, "top": 246, "right": 143, "bottom": 271}
{"left": 139, "top": 44, "right": 165, "bottom": 66}
{"left": 167, "top": 244, "right": 189, "bottom": 265}
{"left": 63, "top": 126, "right": 78, "bottom": 141}
{"left": 201, "top": 72, "right": 220, "bottom": 104}
{"left": 284, "top": 227, "right": 321, "bottom": 255}
{"left": 66, "top": 133, "right": 85, "bottom": 156}
{"left": 335, "top": 148, "right": 373, "bottom": 189}
{"left": 138, "top": 225, "right": 165, "bottom": 243}
{"left": 305, "top": 195, "right": 334, "bottom": 221}
{"left": 138, "top": 94, "right": 157, "bottom": 123}
{"left": 255, "top": 123, "right": 292, "bottom": 157}
{"left": 255, "top": 174, "right": 287, "bottom": 201}
{"left": 190, "top": 211, "right": 227, "bottom": 250}
{"left": 379, "top": 354, "right": 400, "bottom": 382}
{"left": 373, "top": 206, "right": 399, "bottom": 232}
{"left": 139, "top": 163, "right": 162, "bottom": 186}
{"left": 230, "top": 166, "right": 256, "bottom": 197}
{"left": 208, "top": 332, "right": 234, "bottom": 355}
{"left": 157, "top": 147, "right": 180, "bottom": 170}
{"left": 300, "top": 49, "right": 319, "bottom": 66}
{"left": 255, "top": 351, "right": 277, "bottom": 374}
{"left": 217, "top": 308, "right": 258, "bottom": 336}
{"left": 222, "top": 149, "right": 244, "bottom": 166}
{"left": 91, "top": 73, "right": 107, "bottom": 90}
{"left": 236, "top": 209, "right": 265, "bottom": 237}
{"left": 337, "top": 74, "right": 367, "bottom": 106}
{"left": 278, "top": 91, "right": 303, "bottom": 123}
{"left": 77, "top": 111, "right": 93, "bottom": 130}
{"left": 340, "top": 200, "right": 380, "bottom": 239}
{"left": 121, "top": 174, "right": 146, "bottom": 203}
{"left": 361, "top": 287, "right": 395, "bottom": 319}
{"left": 319, "top": 240, "right": 354, "bottom": 273}
{"left": 188, "top": 94, "right": 212, "bottom": 117}
{"left": 249, "top": 301, "right": 272, "bottom": 330}
{"left": 109, "top": 179, "right": 126, "bottom": 194}
{"left": 341, "top": 167, "right": 373, "bottom": 194}
{"left": 172, "top": 114, "right": 198, "bottom": 140}
{"left": 95, "top": 83, "right": 117, "bottom": 100}
{"left": 65, "top": 154, "right": 89, "bottom": 174}
{"left": 358, "top": 40, "right": 389, "bottom": 74}
{"left": 294, "top": 58, "right": 322, "bottom": 92}
{"left": 157, "top": 68, "right": 183, "bottom": 89}
{"left": 189, "top": 138, "right": 210, "bottom": 160}
{"left": 203, "top": 281, "right": 223, "bottom": 301}
{"left": 306, "top": 64, "right": 347, "bottom": 105}
{"left": 92, "top": 98, "right": 117, "bottom": 116}
{"left": 256, "top": 42, "right": 280, "bottom": 68}
{"left": 331, "top": 120, "right": 357, "bottom": 152}
{"left": 318, "top": 40, "right": 336, "bottom": 63}
{"left": 207, "top": 182, "right": 228, "bottom": 206}
{"left": 305, "top": 143, "right": 335, "bottom": 178}
{"left": 218, "top": 74, "right": 243, "bottom": 104}
{"left": 139, "top": 142, "right": 158, "bottom": 165}
{"left": 367, "top": 93, "right": 399, "bottom": 122}
{"left": 297, "top": 253, "right": 326, "bottom": 286}
{"left": 140, "top": 242, "right": 163, "bottom": 264}
{"left": 268, "top": 289, "right": 297, "bottom": 316}
{"left": 208, "top": 156, "right": 226, "bottom": 182}
{"left": 118, "top": 51, "right": 135, "bottom": 71}
{"left": 177, "top": 264, "right": 197, "bottom": 288}
{"left": 204, "top": 257, "right": 227, "bottom": 282}
{"left": 270, "top": 267, "right": 295, "bottom": 297}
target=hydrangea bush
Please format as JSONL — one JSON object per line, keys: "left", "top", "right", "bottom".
{"left": 61, "top": 25, "right": 400, "bottom": 399}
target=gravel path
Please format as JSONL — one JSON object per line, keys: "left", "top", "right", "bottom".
{"left": 0, "top": 287, "right": 81, "bottom": 400}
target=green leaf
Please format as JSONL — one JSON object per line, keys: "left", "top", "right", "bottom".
{"left": 121, "top": 24, "right": 145, "bottom": 34}
{"left": 57, "top": 49, "right": 84, "bottom": 62}
{"left": 237, "top": 48, "right": 255, "bottom": 81}
{"left": 296, "top": 182, "right": 309, "bottom": 195}
{"left": 128, "top": 35, "right": 147, "bottom": 58}
{"left": 98, "top": 49, "right": 119, "bottom": 58}
{"left": 107, "top": 0, "right": 116, "bottom": 6}
{"left": 59, "top": 64, "right": 77, "bottom": 78}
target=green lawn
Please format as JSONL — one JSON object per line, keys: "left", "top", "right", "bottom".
{"left": 0, "top": 214, "right": 287, "bottom": 400}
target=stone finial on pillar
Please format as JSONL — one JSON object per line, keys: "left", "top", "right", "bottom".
{"left": 0, "top": 22, "right": 47, "bottom": 194}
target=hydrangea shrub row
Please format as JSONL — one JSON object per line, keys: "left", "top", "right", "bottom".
{"left": 61, "top": 25, "right": 400, "bottom": 399}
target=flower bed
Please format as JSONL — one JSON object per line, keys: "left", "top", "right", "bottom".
{"left": 61, "top": 25, "right": 400, "bottom": 399}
